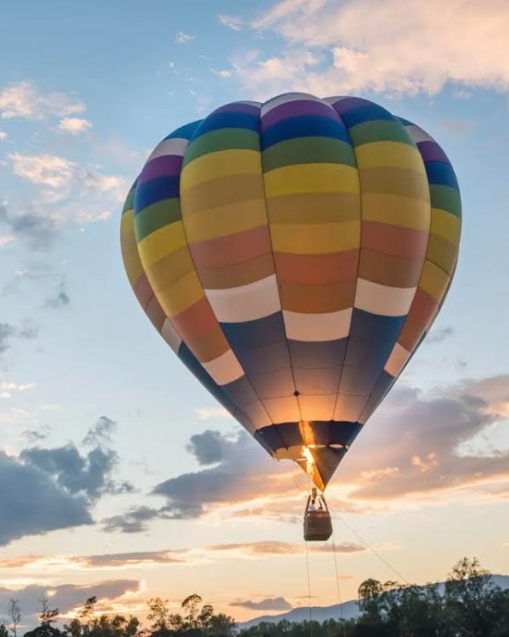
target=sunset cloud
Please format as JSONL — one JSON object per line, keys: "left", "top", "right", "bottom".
{"left": 103, "top": 374, "right": 509, "bottom": 534}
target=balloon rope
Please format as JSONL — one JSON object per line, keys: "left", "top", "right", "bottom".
{"left": 331, "top": 534, "right": 347, "bottom": 637}
{"left": 304, "top": 539, "right": 313, "bottom": 637}
{"left": 328, "top": 506, "right": 476, "bottom": 637}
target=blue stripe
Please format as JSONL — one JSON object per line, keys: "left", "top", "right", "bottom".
{"left": 192, "top": 112, "right": 259, "bottom": 139}
{"left": 341, "top": 105, "right": 395, "bottom": 128}
{"left": 261, "top": 116, "right": 351, "bottom": 150}
{"left": 221, "top": 312, "right": 286, "bottom": 350}
{"left": 178, "top": 343, "right": 238, "bottom": 414}
{"left": 165, "top": 120, "right": 203, "bottom": 140}
{"left": 396, "top": 116, "right": 414, "bottom": 126}
{"left": 349, "top": 309, "right": 406, "bottom": 347}
{"left": 134, "top": 176, "right": 179, "bottom": 215}
{"left": 425, "top": 161, "right": 459, "bottom": 189}
{"left": 289, "top": 339, "right": 347, "bottom": 369}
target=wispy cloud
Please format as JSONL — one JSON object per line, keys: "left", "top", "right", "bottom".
{"left": 57, "top": 117, "right": 92, "bottom": 135}
{"left": 219, "top": 14, "right": 243, "bottom": 31}
{"left": 0, "top": 81, "right": 85, "bottom": 120}
{"left": 425, "top": 325, "right": 455, "bottom": 345}
{"left": 211, "top": 69, "right": 232, "bottom": 79}
{"left": 43, "top": 277, "right": 71, "bottom": 309}
{"left": 174, "top": 31, "right": 195, "bottom": 44}
{"left": 236, "top": 0, "right": 509, "bottom": 98}
{"left": 195, "top": 406, "right": 232, "bottom": 420}
{"left": 0, "top": 131, "right": 7, "bottom": 140}
{"left": 231, "top": 597, "right": 292, "bottom": 611}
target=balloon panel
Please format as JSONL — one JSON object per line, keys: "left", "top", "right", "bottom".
{"left": 120, "top": 94, "right": 461, "bottom": 490}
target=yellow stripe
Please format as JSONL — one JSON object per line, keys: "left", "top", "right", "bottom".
{"left": 137, "top": 222, "right": 187, "bottom": 269}
{"left": 355, "top": 142, "right": 425, "bottom": 172}
{"left": 270, "top": 220, "right": 360, "bottom": 254}
{"left": 362, "top": 194, "right": 431, "bottom": 231}
{"left": 180, "top": 149, "right": 262, "bottom": 191}
{"left": 155, "top": 270, "right": 204, "bottom": 317}
{"left": 264, "top": 164, "right": 360, "bottom": 197}
{"left": 430, "top": 208, "right": 461, "bottom": 245}
{"left": 183, "top": 198, "right": 267, "bottom": 242}
{"left": 121, "top": 247, "right": 144, "bottom": 285}
{"left": 120, "top": 208, "right": 135, "bottom": 236}
{"left": 419, "top": 260, "right": 450, "bottom": 301}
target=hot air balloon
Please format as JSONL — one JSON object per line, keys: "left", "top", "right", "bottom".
{"left": 120, "top": 93, "right": 461, "bottom": 540}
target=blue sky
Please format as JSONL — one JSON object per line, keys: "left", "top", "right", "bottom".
{"left": 1, "top": 0, "right": 509, "bottom": 627}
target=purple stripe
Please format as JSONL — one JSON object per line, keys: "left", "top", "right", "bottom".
{"left": 328, "top": 96, "right": 372, "bottom": 115}
{"left": 417, "top": 141, "right": 450, "bottom": 164}
{"left": 212, "top": 102, "right": 261, "bottom": 117}
{"left": 261, "top": 99, "right": 336, "bottom": 130}
{"left": 138, "top": 155, "right": 183, "bottom": 186}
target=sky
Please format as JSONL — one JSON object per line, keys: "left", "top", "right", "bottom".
{"left": 1, "top": 0, "right": 509, "bottom": 629}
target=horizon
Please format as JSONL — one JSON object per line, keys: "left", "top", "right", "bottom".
{"left": 1, "top": 0, "right": 509, "bottom": 630}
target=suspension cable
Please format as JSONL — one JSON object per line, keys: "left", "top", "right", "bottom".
{"left": 331, "top": 534, "right": 347, "bottom": 637}
{"left": 304, "top": 539, "right": 313, "bottom": 637}
{"left": 328, "top": 505, "right": 476, "bottom": 637}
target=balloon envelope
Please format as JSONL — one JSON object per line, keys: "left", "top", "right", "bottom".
{"left": 120, "top": 94, "right": 461, "bottom": 491}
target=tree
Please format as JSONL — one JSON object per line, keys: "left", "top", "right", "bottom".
{"left": 8, "top": 600, "right": 21, "bottom": 637}
{"left": 147, "top": 599, "right": 171, "bottom": 633}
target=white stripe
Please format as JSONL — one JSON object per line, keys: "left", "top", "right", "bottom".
{"left": 405, "top": 124, "right": 434, "bottom": 144}
{"left": 354, "top": 279, "right": 416, "bottom": 317}
{"left": 261, "top": 92, "right": 325, "bottom": 116}
{"left": 206, "top": 275, "right": 281, "bottom": 323}
{"left": 160, "top": 319, "right": 182, "bottom": 354}
{"left": 384, "top": 343, "right": 411, "bottom": 377}
{"left": 202, "top": 349, "right": 244, "bottom": 386}
{"left": 283, "top": 308, "right": 352, "bottom": 342}
{"left": 146, "top": 138, "right": 188, "bottom": 162}
{"left": 237, "top": 100, "right": 262, "bottom": 107}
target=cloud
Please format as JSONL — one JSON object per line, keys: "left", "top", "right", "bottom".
{"left": 0, "top": 580, "right": 140, "bottom": 625}
{"left": 195, "top": 406, "right": 232, "bottom": 420}
{"left": 43, "top": 278, "right": 70, "bottom": 309}
{"left": 0, "top": 380, "right": 34, "bottom": 399}
{"left": 211, "top": 69, "right": 232, "bottom": 79}
{"left": 1, "top": 155, "right": 126, "bottom": 247}
{"left": 219, "top": 14, "right": 243, "bottom": 31}
{"left": 0, "top": 322, "right": 39, "bottom": 354}
{"left": 0, "top": 81, "right": 85, "bottom": 120}
{"left": 174, "top": 32, "right": 195, "bottom": 44}
{"left": 236, "top": 0, "right": 509, "bottom": 98}
{"left": 231, "top": 597, "right": 292, "bottom": 611}
{"left": 105, "top": 374, "right": 509, "bottom": 533}
{"left": 208, "top": 540, "right": 365, "bottom": 556}
{"left": 425, "top": 325, "right": 455, "bottom": 345}
{"left": 102, "top": 506, "right": 164, "bottom": 534}
{"left": 0, "top": 131, "right": 7, "bottom": 140}
{"left": 0, "top": 450, "right": 92, "bottom": 546}
{"left": 83, "top": 416, "right": 117, "bottom": 446}
{"left": 57, "top": 117, "right": 92, "bottom": 135}
{"left": 20, "top": 442, "right": 128, "bottom": 500}
{"left": 334, "top": 377, "right": 509, "bottom": 501}
{"left": 21, "top": 426, "right": 51, "bottom": 444}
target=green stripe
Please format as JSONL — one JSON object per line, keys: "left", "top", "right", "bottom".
{"left": 134, "top": 198, "right": 181, "bottom": 242}
{"left": 430, "top": 185, "right": 462, "bottom": 219}
{"left": 349, "top": 120, "right": 414, "bottom": 147}
{"left": 122, "top": 188, "right": 135, "bottom": 214}
{"left": 183, "top": 128, "right": 260, "bottom": 166}
{"left": 262, "top": 137, "right": 357, "bottom": 172}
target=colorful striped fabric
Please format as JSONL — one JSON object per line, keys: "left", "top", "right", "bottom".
{"left": 120, "top": 94, "right": 461, "bottom": 491}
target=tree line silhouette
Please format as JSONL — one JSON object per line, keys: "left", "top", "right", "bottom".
{"left": 1, "top": 558, "right": 508, "bottom": 637}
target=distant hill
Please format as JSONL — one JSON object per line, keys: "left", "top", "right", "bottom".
{"left": 239, "top": 575, "right": 509, "bottom": 629}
